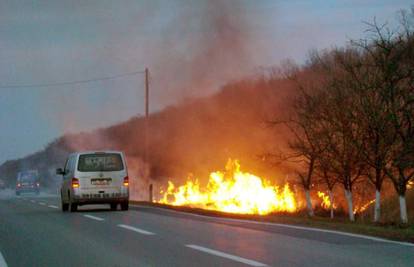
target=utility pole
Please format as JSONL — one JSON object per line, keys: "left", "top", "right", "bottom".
{"left": 144, "top": 68, "right": 151, "bottom": 202}
{"left": 144, "top": 68, "right": 149, "bottom": 163}
{"left": 145, "top": 68, "right": 149, "bottom": 119}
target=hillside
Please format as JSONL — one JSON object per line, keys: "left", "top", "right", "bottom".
{"left": 0, "top": 77, "right": 295, "bottom": 199}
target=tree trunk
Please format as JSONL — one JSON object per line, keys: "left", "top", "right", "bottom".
{"left": 344, "top": 189, "right": 355, "bottom": 221}
{"left": 374, "top": 190, "right": 381, "bottom": 222}
{"left": 305, "top": 189, "right": 314, "bottom": 217}
{"left": 328, "top": 190, "right": 334, "bottom": 219}
{"left": 399, "top": 194, "right": 408, "bottom": 224}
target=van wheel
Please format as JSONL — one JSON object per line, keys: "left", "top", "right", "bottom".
{"left": 110, "top": 203, "right": 118, "bottom": 211}
{"left": 61, "top": 192, "right": 68, "bottom": 212}
{"left": 121, "top": 202, "right": 129, "bottom": 211}
{"left": 62, "top": 202, "right": 69, "bottom": 212}
{"left": 69, "top": 202, "right": 78, "bottom": 212}
{"left": 69, "top": 194, "right": 77, "bottom": 212}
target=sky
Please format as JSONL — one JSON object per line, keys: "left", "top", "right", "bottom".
{"left": 0, "top": 0, "right": 412, "bottom": 164}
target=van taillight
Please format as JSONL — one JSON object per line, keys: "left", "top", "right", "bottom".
{"left": 123, "top": 176, "right": 129, "bottom": 187}
{"left": 72, "top": 178, "right": 80, "bottom": 188}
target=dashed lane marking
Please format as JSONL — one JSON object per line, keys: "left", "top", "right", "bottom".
{"left": 0, "top": 251, "right": 8, "bottom": 267}
{"left": 186, "top": 244, "right": 267, "bottom": 267}
{"left": 117, "top": 224, "right": 155, "bottom": 235}
{"left": 83, "top": 214, "right": 105, "bottom": 221}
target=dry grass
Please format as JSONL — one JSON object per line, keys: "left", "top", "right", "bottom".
{"left": 360, "top": 188, "right": 414, "bottom": 224}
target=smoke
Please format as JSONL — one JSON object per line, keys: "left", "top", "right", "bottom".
{"left": 0, "top": 1, "right": 278, "bottom": 200}
{"left": 52, "top": 1, "right": 263, "bottom": 200}
{"left": 146, "top": 0, "right": 256, "bottom": 107}
{"left": 43, "top": 0, "right": 260, "bottom": 143}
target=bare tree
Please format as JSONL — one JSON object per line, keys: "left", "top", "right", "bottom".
{"left": 307, "top": 49, "right": 367, "bottom": 222}
{"left": 356, "top": 14, "right": 414, "bottom": 223}
{"left": 267, "top": 117, "right": 318, "bottom": 217}
{"left": 267, "top": 63, "right": 327, "bottom": 217}
{"left": 291, "top": 142, "right": 316, "bottom": 217}
{"left": 319, "top": 113, "right": 365, "bottom": 222}
{"left": 267, "top": 8, "right": 414, "bottom": 223}
{"left": 315, "top": 156, "right": 337, "bottom": 219}
{"left": 332, "top": 39, "right": 394, "bottom": 223}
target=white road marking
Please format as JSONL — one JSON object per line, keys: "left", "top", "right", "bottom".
{"left": 48, "top": 205, "right": 59, "bottom": 209}
{"left": 132, "top": 204, "right": 414, "bottom": 247}
{"left": 0, "top": 251, "right": 8, "bottom": 267}
{"left": 117, "top": 224, "right": 155, "bottom": 235}
{"left": 186, "top": 244, "right": 267, "bottom": 267}
{"left": 30, "top": 200, "right": 35, "bottom": 203}
{"left": 38, "top": 202, "right": 46, "bottom": 206}
{"left": 83, "top": 214, "right": 105, "bottom": 221}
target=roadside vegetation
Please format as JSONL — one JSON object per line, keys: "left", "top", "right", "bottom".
{"left": 134, "top": 188, "right": 414, "bottom": 243}
{"left": 267, "top": 9, "right": 414, "bottom": 224}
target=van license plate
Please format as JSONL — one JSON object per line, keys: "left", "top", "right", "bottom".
{"left": 91, "top": 178, "right": 111, "bottom": 185}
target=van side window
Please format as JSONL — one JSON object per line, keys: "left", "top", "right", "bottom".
{"left": 64, "top": 158, "right": 70, "bottom": 174}
{"left": 68, "top": 156, "right": 75, "bottom": 174}
{"left": 71, "top": 156, "right": 77, "bottom": 172}
{"left": 64, "top": 156, "right": 75, "bottom": 176}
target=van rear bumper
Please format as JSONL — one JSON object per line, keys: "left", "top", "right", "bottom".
{"left": 74, "top": 198, "right": 129, "bottom": 205}
{"left": 73, "top": 192, "right": 129, "bottom": 204}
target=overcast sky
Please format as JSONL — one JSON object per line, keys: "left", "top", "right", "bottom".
{"left": 0, "top": 0, "right": 412, "bottom": 164}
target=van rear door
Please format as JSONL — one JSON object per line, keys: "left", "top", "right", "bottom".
{"left": 76, "top": 153, "right": 126, "bottom": 190}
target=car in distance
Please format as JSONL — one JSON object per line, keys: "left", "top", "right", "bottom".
{"left": 0, "top": 179, "right": 6, "bottom": 190}
{"left": 57, "top": 151, "right": 129, "bottom": 212}
{"left": 16, "top": 170, "right": 40, "bottom": 195}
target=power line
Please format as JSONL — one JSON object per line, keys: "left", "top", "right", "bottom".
{"left": 0, "top": 70, "right": 146, "bottom": 89}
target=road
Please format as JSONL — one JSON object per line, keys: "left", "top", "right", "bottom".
{"left": 0, "top": 192, "right": 413, "bottom": 267}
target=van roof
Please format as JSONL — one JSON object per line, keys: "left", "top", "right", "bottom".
{"left": 68, "top": 151, "right": 124, "bottom": 157}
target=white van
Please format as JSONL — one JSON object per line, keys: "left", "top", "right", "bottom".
{"left": 57, "top": 151, "right": 129, "bottom": 212}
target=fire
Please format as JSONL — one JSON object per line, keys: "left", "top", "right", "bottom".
{"left": 354, "top": 199, "right": 376, "bottom": 214}
{"left": 317, "top": 191, "right": 336, "bottom": 209}
{"left": 158, "top": 159, "right": 297, "bottom": 215}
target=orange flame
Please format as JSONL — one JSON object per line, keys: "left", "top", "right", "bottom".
{"left": 158, "top": 159, "right": 297, "bottom": 215}
{"left": 354, "top": 199, "right": 376, "bottom": 214}
{"left": 317, "top": 191, "right": 336, "bottom": 210}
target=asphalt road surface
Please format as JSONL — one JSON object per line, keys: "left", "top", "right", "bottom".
{"left": 0, "top": 192, "right": 413, "bottom": 267}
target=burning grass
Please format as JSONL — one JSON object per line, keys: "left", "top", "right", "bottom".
{"left": 316, "top": 190, "right": 375, "bottom": 215}
{"left": 157, "top": 159, "right": 388, "bottom": 217}
{"left": 317, "top": 191, "right": 336, "bottom": 210}
{"left": 158, "top": 159, "right": 296, "bottom": 215}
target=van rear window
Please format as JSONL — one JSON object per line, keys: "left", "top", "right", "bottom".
{"left": 77, "top": 153, "right": 124, "bottom": 172}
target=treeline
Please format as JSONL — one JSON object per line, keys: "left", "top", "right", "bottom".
{"left": 277, "top": 10, "right": 414, "bottom": 223}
